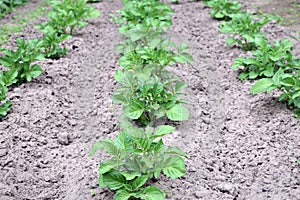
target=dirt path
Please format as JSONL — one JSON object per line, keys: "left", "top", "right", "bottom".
{"left": 0, "top": 0, "right": 299, "bottom": 200}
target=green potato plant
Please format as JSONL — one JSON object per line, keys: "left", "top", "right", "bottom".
{"left": 119, "top": 39, "right": 193, "bottom": 77}
{"left": 251, "top": 68, "right": 300, "bottom": 117}
{"left": 89, "top": 121, "right": 188, "bottom": 200}
{"left": 232, "top": 38, "right": 300, "bottom": 80}
{"left": 220, "top": 12, "right": 277, "bottom": 50}
{"left": 0, "top": 38, "right": 45, "bottom": 84}
{"left": 0, "top": 84, "right": 12, "bottom": 119}
{"left": 40, "top": 27, "right": 72, "bottom": 59}
{"left": 204, "top": 0, "right": 242, "bottom": 20}
{"left": 36, "top": 0, "right": 100, "bottom": 35}
{"left": 112, "top": 71, "right": 189, "bottom": 126}
{"left": 0, "top": 0, "right": 28, "bottom": 18}
{"left": 112, "top": 0, "right": 174, "bottom": 35}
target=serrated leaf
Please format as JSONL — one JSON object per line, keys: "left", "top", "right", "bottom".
{"left": 166, "top": 104, "right": 189, "bottom": 121}
{"left": 251, "top": 78, "right": 274, "bottom": 94}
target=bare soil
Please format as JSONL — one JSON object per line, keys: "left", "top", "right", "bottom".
{"left": 0, "top": 0, "right": 299, "bottom": 200}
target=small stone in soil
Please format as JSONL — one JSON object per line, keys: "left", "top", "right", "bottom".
{"left": 57, "top": 132, "right": 71, "bottom": 145}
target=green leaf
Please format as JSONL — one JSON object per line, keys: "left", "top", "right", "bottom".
{"left": 251, "top": 78, "right": 274, "bottom": 94}
{"left": 0, "top": 101, "right": 12, "bottom": 118}
{"left": 293, "top": 98, "right": 300, "bottom": 108}
{"left": 112, "top": 94, "right": 127, "bottom": 104}
{"left": 0, "top": 69, "right": 18, "bottom": 86}
{"left": 89, "top": 139, "right": 119, "bottom": 156}
{"left": 131, "top": 175, "right": 148, "bottom": 189}
{"left": 153, "top": 125, "right": 175, "bottom": 138}
{"left": 90, "top": 10, "right": 101, "bottom": 18}
{"left": 137, "top": 186, "right": 165, "bottom": 200}
{"left": 102, "top": 170, "right": 126, "bottom": 190}
{"left": 114, "top": 131, "right": 128, "bottom": 150}
{"left": 175, "top": 81, "right": 188, "bottom": 93}
{"left": 166, "top": 147, "right": 188, "bottom": 158}
{"left": 25, "top": 64, "right": 43, "bottom": 81}
{"left": 128, "top": 102, "right": 144, "bottom": 119}
{"left": 99, "top": 159, "right": 123, "bottom": 174}
{"left": 162, "top": 156, "right": 186, "bottom": 179}
{"left": 226, "top": 38, "right": 236, "bottom": 46}
{"left": 166, "top": 104, "right": 189, "bottom": 121}
{"left": 120, "top": 171, "right": 141, "bottom": 181}
{"left": 114, "top": 189, "right": 132, "bottom": 200}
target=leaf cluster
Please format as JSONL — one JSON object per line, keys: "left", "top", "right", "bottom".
{"left": 251, "top": 68, "right": 300, "bottom": 117}
{"left": 233, "top": 38, "right": 300, "bottom": 80}
{"left": 204, "top": 0, "right": 242, "bottom": 20}
{"left": 36, "top": 0, "right": 100, "bottom": 35}
{"left": 90, "top": 121, "right": 188, "bottom": 200}
{"left": 113, "top": 71, "right": 189, "bottom": 126}
{"left": 0, "top": 0, "right": 28, "bottom": 19}
{"left": 220, "top": 12, "right": 278, "bottom": 50}
{"left": 0, "top": 38, "right": 44, "bottom": 84}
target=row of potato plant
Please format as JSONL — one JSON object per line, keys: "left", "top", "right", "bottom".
{"left": 205, "top": 0, "right": 300, "bottom": 117}
{"left": 0, "top": 0, "right": 100, "bottom": 120}
{"left": 89, "top": 0, "right": 193, "bottom": 199}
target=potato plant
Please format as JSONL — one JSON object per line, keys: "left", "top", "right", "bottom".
{"left": 112, "top": 0, "right": 174, "bottom": 36}
{"left": 232, "top": 38, "right": 300, "bottom": 80}
{"left": 220, "top": 12, "right": 278, "bottom": 50}
{"left": 0, "top": 38, "right": 45, "bottom": 84}
{"left": 204, "top": 0, "right": 242, "bottom": 20}
{"left": 90, "top": 121, "right": 187, "bottom": 200}
{"left": 41, "top": 29, "right": 72, "bottom": 59}
{"left": 251, "top": 68, "right": 300, "bottom": 117}
{"left": 36, "top": 0, "right": 100, "bottom": 35}
{"left": 113, "top": 71, "right": 189, "bottom": 126}
{"left": 118, "top": 39, "right": 193, "bottom": 77}
{"left": 0, "top": 0, "right": 28, "bottom": 19}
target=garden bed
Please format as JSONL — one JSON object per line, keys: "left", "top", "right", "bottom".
{"left": 0, "top": 0, "right": 299, "bottom": 199}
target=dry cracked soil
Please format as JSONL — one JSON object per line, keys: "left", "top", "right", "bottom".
{"left": 0, "top": 0, "right": 299, "bottom": 200}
